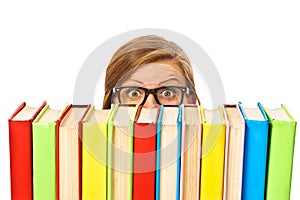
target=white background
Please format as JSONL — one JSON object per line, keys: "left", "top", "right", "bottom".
{"left": 1, "top": 0, "right": 299, "bottom": 199}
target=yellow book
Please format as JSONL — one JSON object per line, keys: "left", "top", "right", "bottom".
{"left": 82, "top": 105, "right": 113, "bottom": 200}
{"left": 200, "top": 105, "right": 226, "bottom": 200}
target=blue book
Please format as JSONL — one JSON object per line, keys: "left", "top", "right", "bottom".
{"left": 238, "top": 102, "right": 269, "bottom": 200}
{"left": 156, "top": 105, "right": 181, "bottom": 200}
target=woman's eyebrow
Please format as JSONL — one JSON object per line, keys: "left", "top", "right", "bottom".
{"left": 159, "top": 77, "right": 181, "bottom": 85}
{"left": 127, "top": 79, "right": 144, "bottom": 84}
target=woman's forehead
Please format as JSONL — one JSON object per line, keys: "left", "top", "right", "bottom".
{"left": 119, "top": 63, "right": 187, "bottom": 86}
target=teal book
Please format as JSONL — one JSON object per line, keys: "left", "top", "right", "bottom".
{"left": 238, "top": 102, "right": 269, "bottom": 200}
{"left": 155, "top": 105, "right": 181, "bottom": 200}
{"left": 263, "top": 104, "right": 297, "bottom": 200}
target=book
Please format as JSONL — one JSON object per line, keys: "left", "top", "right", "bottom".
{"left": 8, "top": 101, "right": 46, "bottom": 200}
{"left": 133, "top": 105, "right": 160, "bottom": 200}
{"left": 156, "top": 105, "right": 181, "bottom": 200}
{"left": 59, "top": 105, "right": 91, "bottom": 200}
{"left": 107, "top": 104, "right": 139, "bottom": 200}
{"left": 32, "top": 104, "right": 69, "bottom": 200}
{"left": 200, "top": 105, "right": 226, "bottom": 200}
{"left": 222, "top": 104, "right": 245, "bottom": 200}
{"left": 238, "top": 102, "right": 269, "bottom": 200}
{"left": 263, "top": 104, "right": 297, "bottom": 200}
{"left": 81, "top": 105, "right": 112, "bottom": 200}
{"left": 56, "top": 104, "right": 72, "bottom": 200}
{"left": 180, "top": 104, "right": 201, "bottom": 200}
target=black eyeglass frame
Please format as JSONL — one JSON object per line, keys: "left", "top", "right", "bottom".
{"left": 112, "top": 86, "right": 194, "bottom": 105}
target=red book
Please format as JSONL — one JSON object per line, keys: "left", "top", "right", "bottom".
{"left": 133, "top": 105, "right": 160, "bottom": 200}
{"left": 8, "top": 101, "right": 46, "bottom": 200}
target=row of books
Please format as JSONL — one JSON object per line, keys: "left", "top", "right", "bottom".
{"left": 8, "top": 101, "right": 297, "bottom": 200}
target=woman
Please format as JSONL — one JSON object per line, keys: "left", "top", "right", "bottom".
{"left": 102, "top": 35, "right": 200, "bottom": 109}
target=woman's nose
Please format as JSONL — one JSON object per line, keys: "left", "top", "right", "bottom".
{"left": 143, "top": 94, "right": 159, "bottom": 108}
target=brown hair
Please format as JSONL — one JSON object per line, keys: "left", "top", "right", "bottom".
{"left": 102, "top": 35, "right": 200, "bottom": 109}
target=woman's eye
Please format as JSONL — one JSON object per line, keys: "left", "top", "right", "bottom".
{"left": 161, "top": 89, "right": 175, "bottom": 98}
{"left": 127, "top": 90, "right": 142, "bottom": 98}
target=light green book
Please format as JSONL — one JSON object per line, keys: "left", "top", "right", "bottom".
{"left": 263, "top": 104, "right": 297, "bottom": 200}
{"left": 32, "top": 104, "right": 68, "bottom": 200}
{"left": 107, "top": 104, "right": 139, "bottom": 200}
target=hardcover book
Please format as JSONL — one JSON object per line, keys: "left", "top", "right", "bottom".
{"left": 180, "top": 104, "right": 201, "bottom": 200}
{"left": 82, "top": 105, "right": 112, "bottom": 200}
{"left": 107, "top": 104, "right": 139, "bottom": 200}
{"left": 263, "top": 104, "right": 297, "bottom": 200}
{"left": 156, "top": 105, "right": 181, "bottom": 200}
{"left": 32, "top": 104, "right": 69, "bottom": 200}
{"left": 200, "top": 105, "right": 226, "bottom": 200}
{"left": 133, "top": 105, "right": 160, "bottom": 200}
{"left": 238, "top": 102, "right": 269, "bottom": 200}
{"left": 8, "top": 101, "right": 46, "bottom": 200}
{"left": 222, "top": 104, "right": 245, "bottom": 200}
{"left": 59, "top": 105, "right": 91, "bottom": 200}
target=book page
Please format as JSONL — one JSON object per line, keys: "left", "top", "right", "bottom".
{"left": 204, "top": 108, "right": 222, "bottom": 124}
{"left": 38, "top": 108, "right": 61, "bottom": 123}
{"left": 265, "top": 107, "right": 291, "bottom": 121}
{"left": 137, "top": 108, "right": 158, "bottom": 124}
{"left": 13, "top": 106, "right": 39, "bottom": 120}
{"left": 161, "top": 106, "right": 178, "bottom": 125}
{"left": 184, "top": 106, "right": 200, "bottom": 125}
{"left": 87, "top": 109, "right": 110, "bottom": 123}
{"left": 243, "top": 107, "right": 265, "bottom": 121}
{"left": 114, "top": 106, "right": 136, "bottom": 127}
{"left": 61, "top": 107, "right": 87, "bottom": 128}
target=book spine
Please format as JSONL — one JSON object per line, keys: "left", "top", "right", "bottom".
{"left": 133, "top": 122, "right": 156, "bottom": 200}
{"left": 225, "top": 105, "right": 245, "bottom": 200}
{"left": 82, "top": 122, "right": 107, "bottom": 200}
{"left": 200, "top": 122, "right": 225, "bottom": 200}
{"left": 56, "top": 104, "right": 72, "bottom": 200}
{"left": 128, "top": 105, "right": 138, "bottom": 200}
{"left": 265, "top": 120, "right": 297, "bottom": 200}
{"left": 176, "top": 105, "right": 182, "bottom": 200}
{"left": 33, "top": 121, "right": 57, "bottom": 200}
{"left": 9, "top": 120, "right": 33, "bottom": 200}
{"left": 107, "top": 105, "right": 118, "bottom": 200}
{"left": 242, "top": 120, "right": 269, "bottom": 200}
{"left": 155, "top": 105, "right": 164, "bottom": 200}
{"left": 78, "top": 105, "right": 91, "bottom": 200}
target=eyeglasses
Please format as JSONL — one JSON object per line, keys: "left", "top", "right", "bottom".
{"left": 112, "top": 86, "right": 193, "bottom": 105}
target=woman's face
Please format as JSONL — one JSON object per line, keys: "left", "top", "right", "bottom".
{"left": 112, "top": 61, "right": 196, "bottom": 108}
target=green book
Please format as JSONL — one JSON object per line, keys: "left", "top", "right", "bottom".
{"left": 107, "top": 104, "right": 138, "bottom": 200}
{"left": 263, "top": 104, "right": 297, "bottom": 200}
{"left": 32, "top": 104, "right": 68, "bottom": 200}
